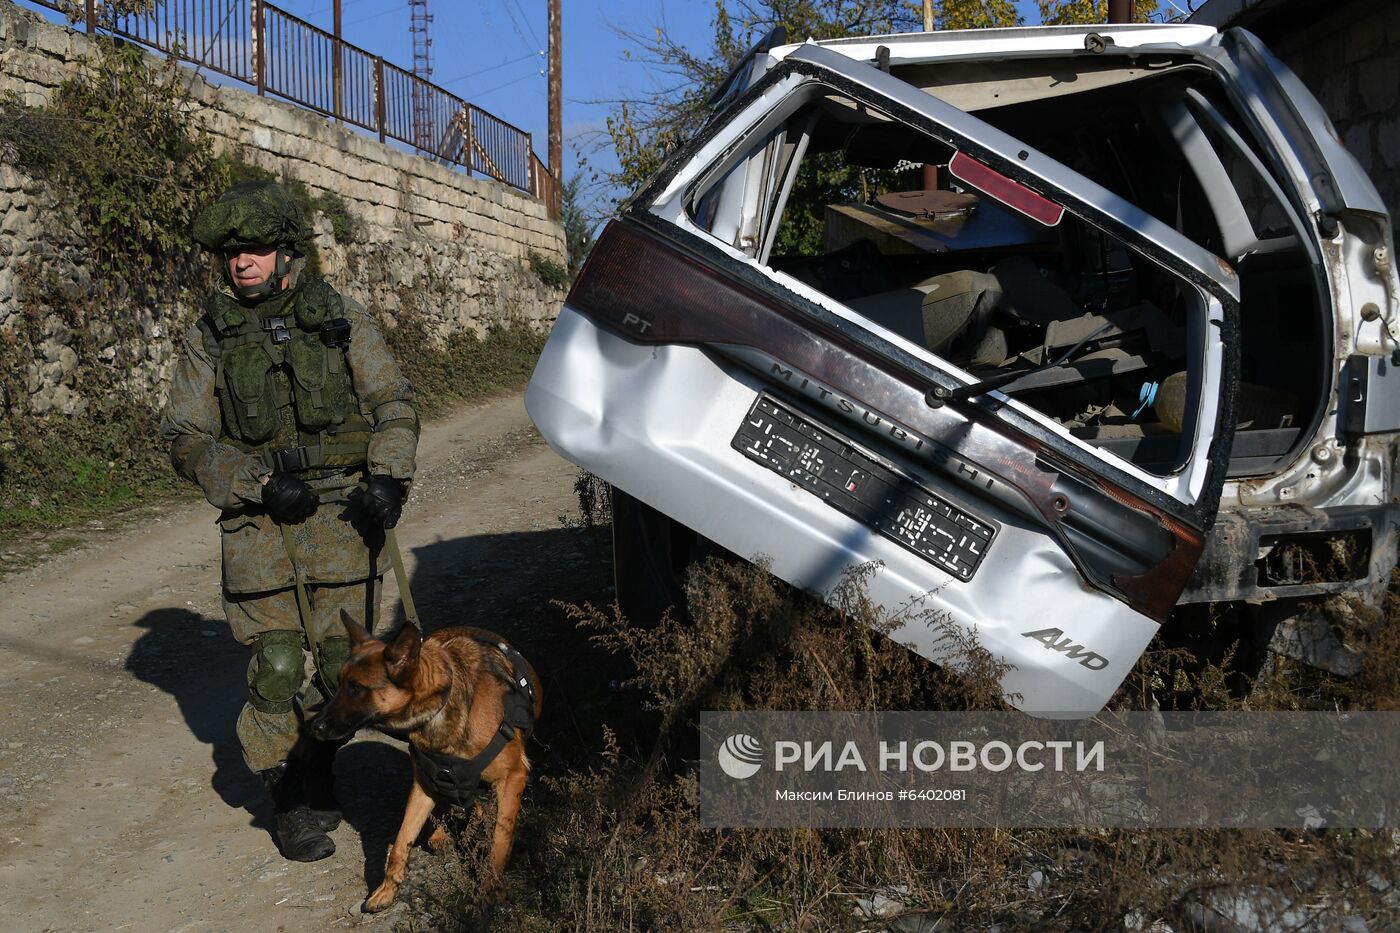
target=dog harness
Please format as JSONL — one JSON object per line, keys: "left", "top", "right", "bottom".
{"left": 408, "top": 639, "right": 538, "bottom": 806}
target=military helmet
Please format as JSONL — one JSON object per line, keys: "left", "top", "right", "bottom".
{"left": 193, "top": 180, "right": 312, "bottom": 256}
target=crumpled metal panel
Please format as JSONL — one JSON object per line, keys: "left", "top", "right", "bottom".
{"left": 527, "top": 309, "right": 1160, "bottom": 716}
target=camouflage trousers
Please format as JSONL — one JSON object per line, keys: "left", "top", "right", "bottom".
{"left": 223, "top": 578, "right": 385, "bottom": 773}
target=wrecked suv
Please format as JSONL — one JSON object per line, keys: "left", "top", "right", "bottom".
{"left": 526, "top": 23, "right": 1400, "bottom": 714}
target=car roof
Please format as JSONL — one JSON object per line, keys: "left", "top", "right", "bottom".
{"left": 768, "top": 23, "right": 1222, "bottom": 64}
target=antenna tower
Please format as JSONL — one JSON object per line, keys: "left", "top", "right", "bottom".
{"left": 408, "top": 0, "right": 434, "bottom": 152}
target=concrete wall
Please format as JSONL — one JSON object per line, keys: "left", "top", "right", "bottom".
{"left": 0, "top": 0, "right": 566, "bottom": 416}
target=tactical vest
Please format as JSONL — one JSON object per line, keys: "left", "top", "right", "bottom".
{"left": 198, "top": 279, "right": 373, "bottom": 475}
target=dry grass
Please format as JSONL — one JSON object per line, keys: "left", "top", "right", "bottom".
{"left": 420, "top": 505, "right": 1400, "bottom": 931}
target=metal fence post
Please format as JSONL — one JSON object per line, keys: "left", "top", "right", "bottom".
{"left": 333, "top": 0, "right": 343, "bottom": 124}
{"left": 253, "top": 0, "right": 266, "bottom": 96}
{"left": 374, "top": 57, "right": 386, "bottom": 143}
{"left": 464, "top": 105, "right": 475, "bottom": 175}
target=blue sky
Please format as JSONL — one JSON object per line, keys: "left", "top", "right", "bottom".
{"left": 17, "top": 0, "right": 1171, "bottom": 192}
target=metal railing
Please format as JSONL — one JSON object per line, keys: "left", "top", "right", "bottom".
{"left": 30, "top": 0, "right": 559, "bottom": 217}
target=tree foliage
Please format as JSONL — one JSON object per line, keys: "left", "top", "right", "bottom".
{"left": 605, "top": 1, "right": 1027, "bottom": 197}
{"left": 0, "top": 38, "right": 229, "bottom": 286}
{"left": 560, "top": 171, "right": 597, "bottom": 279}
{"left": 1038, "top": 0, "right": 1157, "bottom": 25}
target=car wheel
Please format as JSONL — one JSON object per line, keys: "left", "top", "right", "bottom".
{"left": 611, "top": 485, "right": 712, "bottom": 627}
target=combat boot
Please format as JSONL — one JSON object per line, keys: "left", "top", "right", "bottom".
{"left": 261, "top": 760, "right": 336, "bottom": 862}
{"left": 300, "top": 737, "right": 344, "bottom": 832}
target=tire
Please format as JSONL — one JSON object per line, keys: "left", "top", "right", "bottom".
{"left": 610, "top": 486, "right": 705, "bottom": 628}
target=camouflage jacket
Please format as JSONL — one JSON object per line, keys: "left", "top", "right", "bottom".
{"left": 160, "top": 280, "right": 418, "bottom": 593}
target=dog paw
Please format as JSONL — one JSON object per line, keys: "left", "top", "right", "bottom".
{"left": 363, "top": 884, "right": 399, "bottom": 913}
{"left": 426, "top": 823, "right": 450, "bottom": 854}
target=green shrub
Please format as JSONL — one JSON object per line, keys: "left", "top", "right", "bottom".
{"left": 383, "top": 316, "right": 547, "bottom": 418}
{"left": 313, "top": 190, "right": 358, "bottom": 244}
{"left": 528, "top": 250, "right": 568, "bottom": 289}
{"left": 0, "top": 39, "right": 230, "bottom": 292}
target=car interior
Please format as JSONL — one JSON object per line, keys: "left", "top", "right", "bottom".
{"left": 689, "top": 57, "right": 1327, "bottom": 480}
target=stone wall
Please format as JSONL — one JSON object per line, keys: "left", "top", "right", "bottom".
{"left": 1265, "top": 1, "right": 1400, "bottom": 223}
{"left": 0, "top": 0, "right": 566, "bottom": 416}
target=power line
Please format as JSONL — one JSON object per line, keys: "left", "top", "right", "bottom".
{"left": 508, "top": 0, "right": 543, "bottom": 51}
{"left": 437, "top": 52, "right": 537, "bottom": 87}
{"left": 346, "top": 0, "right": 407, "bottom": 29}
{"left": 490, "top": 0, "right": 540, "bottom": 58}
{"left": 304, "top": 0, "right": 363, "bottom": 18}
{"left": 471, "top": 67, "right": 542, "bottom": 101}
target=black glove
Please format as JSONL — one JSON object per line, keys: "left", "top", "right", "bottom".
{"left": 261, "top": 472, "right": 318, "bottom": 524}
{"left": 353, "top": 475, "right": 404, "bottom": 528}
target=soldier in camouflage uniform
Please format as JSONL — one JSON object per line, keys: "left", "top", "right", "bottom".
{"left": 160, "top": 181, "right": 419, "bottom": 862}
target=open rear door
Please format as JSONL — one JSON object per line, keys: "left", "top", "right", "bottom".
{"left": 528, "top": 43, "right": 1239, "bottom": 715}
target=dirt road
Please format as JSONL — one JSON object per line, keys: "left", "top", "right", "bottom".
{"left": 0, "top": 391, "right": 603, "bottom": 932}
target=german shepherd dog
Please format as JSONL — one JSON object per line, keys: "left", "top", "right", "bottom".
{"left": 307, "top": 612, "right": 542, "bottom": 912}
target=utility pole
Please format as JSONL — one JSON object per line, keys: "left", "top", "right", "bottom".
{"left": 548, "top": 0, "right": 562, "bottom": 186}
{"left": 1109, "top": 0, "right": 1134, "bottom": 23}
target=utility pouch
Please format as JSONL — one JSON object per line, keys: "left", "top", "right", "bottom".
{"left": 321, "top": 317, "right": 351, "bottom": 349}
{"left": 219, "top": 343, "right": 281, "bottom": 444}
{"left": 287, "top": 333, "right": 353, "bottom": 431}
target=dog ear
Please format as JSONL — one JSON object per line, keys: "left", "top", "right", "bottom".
{"left": 341, "top": 609, "right": 373, "bottom": 647}
{"left": 383, "top": 623, "right": 422, "bottom": 682}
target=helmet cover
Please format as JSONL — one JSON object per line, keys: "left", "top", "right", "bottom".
{"left": 192, "top": 180, "right": 312, "bottom": 256}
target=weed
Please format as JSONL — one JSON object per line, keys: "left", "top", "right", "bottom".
{"left": 0, "top": 35, "right": 228, "bottom": 540}
{"left": 313, "top": 189, "right": 358, "bottom": 243}
{"left": 382, "top": 318, "right": 547, "bottom": 420}
{"left": 528, "top": 250, "right": 568, "bottom": 290}
{"left": 565, "top": 470, "right": 611, "bottom": 531}
{"left": 0, "top": 38, "right": 229, "bottom": 295}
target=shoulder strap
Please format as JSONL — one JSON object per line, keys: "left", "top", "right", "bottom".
{"left": 194, "top": 313, "right": 222, "bottom": 359}
{"left": 489, "top": 640, "right": 538, "bottom": 738}
{"left": 201, "top": 291, "right": 254, "bottom": 338}
{"left": 201, "top": 291, "right": 271, "bottom": 355}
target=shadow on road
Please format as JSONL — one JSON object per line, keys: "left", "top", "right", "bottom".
{"left": 336, "top": 737, "right": 413, "bottom": 891}
{"left": 123, "top": 523, "right": 626, "bottom": 887}
{"left": 123, "top": 607, "right": 264, "bottom": 824}
{"left": 403, "top": 526, "right": 636, "bottom": 764}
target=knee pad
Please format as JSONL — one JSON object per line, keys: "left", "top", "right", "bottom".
{"left": 248, "top": 630, "right": 306, "bottom": 713}
{"left": 317, "top": 635, "right": 352, "bottom": 693}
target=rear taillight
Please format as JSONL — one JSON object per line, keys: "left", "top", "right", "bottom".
{"left": 567, "top": 220, "right": 800, "bottom": 347}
